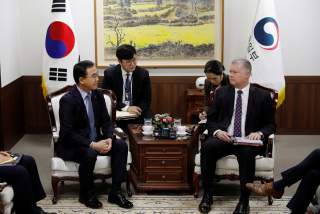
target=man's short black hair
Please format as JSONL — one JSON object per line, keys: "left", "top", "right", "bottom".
{"left": 73, "top": 60, "right": 94, "bottom": 84}
{"left": 204, "top": 60, "right": 225, "bottom": 75}
{"left": 116, "top": 44, "right": 137, "bottom": 61}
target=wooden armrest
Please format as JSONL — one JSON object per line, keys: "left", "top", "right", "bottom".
{"left": 113, "top": 127, "right": 128, "bottom": 140}
{"left": 266, "top": 134, "right": 275, "bottom": 158}
{"left": 0, "top": 182, "right": 7, "bottom": 192}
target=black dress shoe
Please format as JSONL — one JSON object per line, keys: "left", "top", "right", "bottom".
{"left": 198, "top": 193, "right": 213, "bottom": 213}
{"left": 233, "top": 199, "right": 250, "bottom": 214}
{"left": 79, "top": 196, "right": 103, "bottom": 209}
{"left": 108, "top": 191, "right": 133, "bottom": 209}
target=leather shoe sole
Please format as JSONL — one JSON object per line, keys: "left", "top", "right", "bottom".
{"left": 246, "top": 182, "right": 284, "bottom": 199}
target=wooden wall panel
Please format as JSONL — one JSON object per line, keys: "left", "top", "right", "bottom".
{"left": 276, "top": 77, "right": 320, "bottom": 134}
{"left": 14, "top": 75, "right": 320, "bottom": 135}
{"left": 22, "top": 76, "right": 51, "bottom": 133}
{"left": 150, "top": 77, "right": 197, "bottom": 122}
{"left": 0, "top": 77, "right": 25, "bottom": 149}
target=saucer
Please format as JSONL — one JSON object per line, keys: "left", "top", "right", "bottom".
{"left": 142, "top": 131, "right": 153, "bottom": 136}
{"left": 177, "top": 131, "right": 187, "bottom": 136}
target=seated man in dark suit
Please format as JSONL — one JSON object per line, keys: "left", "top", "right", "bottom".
{"left": 199, "top": 59, "right": 229, "bottom": 120}
{"left": 247, "top": 148, "right": 320, "bottom": 214}
{"left": 0, "top": 153, "right": 55, "bottom": 214}
{"left": 102, "top": 44, "right": 152, "bottom": 132}
{"left": 199, "top": 59, "right": 276, "bottom": 214}
{"left": 57, "top": 60, "right": 133, "bottom": 209}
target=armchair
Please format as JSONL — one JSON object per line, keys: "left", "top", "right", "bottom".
{"left": 0, "top": 182, "right": 14, "bottom": 214}
{"left": 192, "top": 84, "right": 278, "bottom": 205}
{"left": 46, "top": 86, "right": 132, "bottom": 204}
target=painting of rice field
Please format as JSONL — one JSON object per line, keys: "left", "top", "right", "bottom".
{"left": 95, "top": 0, "right": 223, "bottom": 67}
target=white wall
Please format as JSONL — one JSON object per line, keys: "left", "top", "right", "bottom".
{"left": 224, "top": 0, "right": 320, "bottom": 76}
{"left": 2, "top": 0, "right": 320, "bottom": 87}
{"left": 0, "top": 0, "right": 23, "bottom": 87}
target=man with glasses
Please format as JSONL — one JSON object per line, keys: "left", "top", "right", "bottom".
{"left": 102, "top": 44, "right": 152, "bottom": 132}
{"left": 57, "top": 60, "right": 133, "bottom": 209}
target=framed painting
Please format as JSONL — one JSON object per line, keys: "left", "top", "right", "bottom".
{"left": 94, "top": 0, "right": 224, "bottom": 68}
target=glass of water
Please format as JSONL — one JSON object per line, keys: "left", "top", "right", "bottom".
{"left": 174, "top": 118, "right": 181, "bottom": 128}
{"left": 144, "top": 118, "right": 152, "bottom": 126}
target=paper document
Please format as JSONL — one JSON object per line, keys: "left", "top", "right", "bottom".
{"left": 116, "top": 111, "right": 138, "bottom": 120}
{"left": 232, "top": 137, "right": 263, "bottom": 146}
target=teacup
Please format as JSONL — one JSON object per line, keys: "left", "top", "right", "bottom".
{"left": 142, "top": 125, "right": 153, "bottom": 133}
{"left": 177, "top": 125, "right": 186, "bottom": 133}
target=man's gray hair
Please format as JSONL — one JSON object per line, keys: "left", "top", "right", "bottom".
{"left": 231, "top": 58, "right": 252, "bottom": 73}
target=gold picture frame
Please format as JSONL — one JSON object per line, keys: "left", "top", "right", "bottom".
{"left": 94, "top": 0, "right": 224, "bottom": 68}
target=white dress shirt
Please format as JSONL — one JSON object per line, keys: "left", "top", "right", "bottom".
{"left": 214, "top": 83, "right": 250, "bottom": 138}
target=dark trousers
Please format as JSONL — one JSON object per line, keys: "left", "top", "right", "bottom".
{"left": 201, "top": 137, "right": 263, "bottom": 200}
{"left": 280, "top": 149, "right": 320, "bottom": 213}
{"left": 0, "top": 155, "right": 46, "bottom": 214}
{"left": 73, "top": 139, "right": 128, "bottom": 199}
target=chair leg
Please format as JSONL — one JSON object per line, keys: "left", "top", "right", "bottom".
{"left": 126, "top": 172, "right": 133, "bottom": 197}
{"left": 261, "top": 179, "right": 274, "bottom": 205}
{"left": 193, "top": 172, "right": 200, "bottom": 198}
{"left": 268, "top": 195, "right": 273, "bottom": 205}
{"left": 52, "top": 176, "right": 60, "bottom": 204}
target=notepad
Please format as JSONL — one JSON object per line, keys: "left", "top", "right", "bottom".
{"left": 232, "top": 137, "right": 263, "bottom": 146}
{"left": 0, "top": 153, "right": 23, "bottom": 166}
{"left": 116, "top": 111, "right": 138, "bottom": 120}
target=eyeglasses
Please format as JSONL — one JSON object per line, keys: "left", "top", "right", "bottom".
{"left": 86, "top": 73, "right": 99, "bottom": 79}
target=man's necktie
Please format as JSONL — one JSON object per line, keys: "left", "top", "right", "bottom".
{"left": 86, "top": 94, "right": 97, "bottom": 141}
{"left": 233, "top": 90, "right": 243, "bottom": 137}
{"left": 125, "top": 73, "right": 132, "bottom": 105}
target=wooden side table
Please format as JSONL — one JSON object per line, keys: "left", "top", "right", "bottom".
{"left": 186, "top": 89, "right": 204, "bottom": 123}
{"left": 128, "top": 124, "right": 194, "bottom": 192}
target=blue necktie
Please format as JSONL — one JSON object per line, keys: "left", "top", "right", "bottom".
{"left": 125, "top": 73, "right": 132, "bottom": 105}
{"left": 233, "top": 90, "right": 243, "bottom": 137}
{"left": 86, "top": 94, "right": 97, "bottom": 141}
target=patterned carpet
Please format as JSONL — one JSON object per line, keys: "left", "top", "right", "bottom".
{"left": 38, "top": 195, "right": 291, "bottom": 214}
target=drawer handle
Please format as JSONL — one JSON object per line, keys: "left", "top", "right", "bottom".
{"left": 161, "top": 160, "right": 166, "bottom": 165}
{"left": 162, "top": 175, "right": 166, "bottom": 179}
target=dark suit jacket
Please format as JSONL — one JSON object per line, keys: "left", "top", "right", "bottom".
{"left": 102, "top": 64, "right": 151, "bottom": 117}
{"left": 204, "top": 73, "right": 229, "bottom": 111}
{"left": 56, "top": 85, "right": 113, "bottom": 160}
{"left": 206, "top": 84, "right": 276, "bottom": 144}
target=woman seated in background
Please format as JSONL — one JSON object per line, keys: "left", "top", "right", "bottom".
{"left": 199, "top": 59, "right": 229, "bottom": 120}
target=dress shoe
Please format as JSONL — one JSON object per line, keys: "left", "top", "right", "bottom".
{"left": 79, "top": 196, "right": 103, "bottom": 209}
{"left": 35, "top": 206, "right": 57, "bottom": 214}
{"left": 198, "top": 193, "right": 213, "bottom": 213}
{"left": 246, "top": 182, "right": 284, "bottom": 199}
{"left": 108, "top": 191, "right": 133, "bottom": 209}
{"left": 233, "top": 200, "right": 250, "bottom": 214}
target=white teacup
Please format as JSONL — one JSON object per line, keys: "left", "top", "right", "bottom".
{"left": 142, "top": 125, "right": 153, "bottom": 133}
{"left": 177, "top": 125, "right": 186, "bottom": 133}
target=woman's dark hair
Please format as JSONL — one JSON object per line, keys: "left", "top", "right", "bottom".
{"left": 204, "top": 60, "right": 225, "bottom": 75}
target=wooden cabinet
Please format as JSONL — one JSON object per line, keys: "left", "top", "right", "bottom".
{"left": 128, "top": 125, "right": 194, "bottom": 192}
{"left": 186, "top": 89, "right": 204, "bottom": 123}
